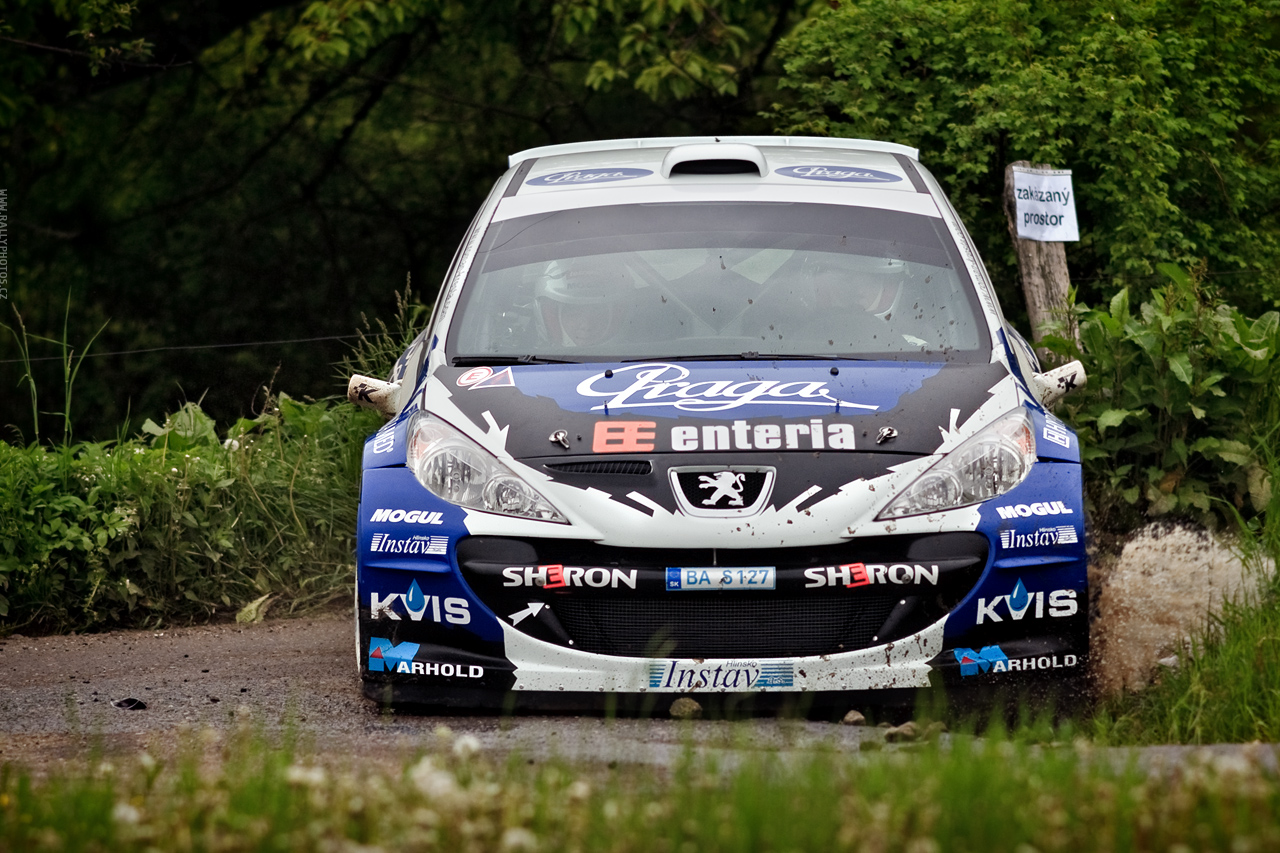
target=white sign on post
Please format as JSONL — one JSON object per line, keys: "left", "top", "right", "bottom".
{"left": 1012, "top": 166, "right": 1079, "bottom": 242}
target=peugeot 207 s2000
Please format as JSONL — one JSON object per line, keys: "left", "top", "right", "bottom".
{"left": 347, "top": 136, "right": 1089, "bottom": 709}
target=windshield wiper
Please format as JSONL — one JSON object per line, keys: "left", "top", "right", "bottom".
{"left": 451, "top": 355, "right": 582, "bottom": 366}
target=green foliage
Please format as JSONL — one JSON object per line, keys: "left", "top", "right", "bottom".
{"left": 0, "top": 396, "right": 380, "bottom": 633}
{"left": 771, "top": 0, "right": 1280, "bottom": 311}
{"left": 2, "top": 0, "right": 807, "bottom": 442}
{"left": 1043, "top": 266, "right": 1278, "bottom": 529}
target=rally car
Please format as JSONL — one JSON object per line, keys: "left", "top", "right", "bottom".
{"left": 347, "top": 136, "right": 1089, "bottom": 710}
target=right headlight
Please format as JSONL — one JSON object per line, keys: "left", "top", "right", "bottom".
{"left": 406, "top": 412, "right": 567, "bottom": 523}
{"left": 877, "top": 408, "right": 1036, "bottom": 519}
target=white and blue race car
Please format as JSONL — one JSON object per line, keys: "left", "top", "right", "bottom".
{"left": 347, "top": 137, "right": 1089, "bottom": 710}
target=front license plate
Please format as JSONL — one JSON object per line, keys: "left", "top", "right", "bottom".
{"left": 666, "top": 567, "right": 776, "bottom": 591}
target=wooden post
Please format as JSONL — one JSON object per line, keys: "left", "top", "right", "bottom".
{"left": 1003, "top": 161, "right": 1078, "bottom": 352}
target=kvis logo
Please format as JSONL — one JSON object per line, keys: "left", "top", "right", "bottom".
{"left": 369, "top": 579, "right": 472, "bottom": 624}
{"left": 975, "top": 578, "right": 1078, "bottom": 625}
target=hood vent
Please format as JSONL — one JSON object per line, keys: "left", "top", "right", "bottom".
{"left": 546, "top": 460, "right": 653, "bottom": 476}
{"left": 661, "top": 142, "right": 767, "bottom": 178}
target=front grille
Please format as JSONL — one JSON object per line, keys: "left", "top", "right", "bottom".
{"left": 553, "top": 594, "right": 900, "bottom": 658}
{"left": 458, "top": 534, "right": 987, "bottom": 660}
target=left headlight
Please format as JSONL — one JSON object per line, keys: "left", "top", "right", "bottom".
{"left": 406, "top": 412, "right": 567, "bottom": 523}
{"left": 877, "top": 408, "right": 1036, "bottom": 519}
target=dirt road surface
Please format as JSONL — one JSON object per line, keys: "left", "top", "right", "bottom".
{"left": 3, "top": 611, "right": 1277, "bottom": 775}
{"left": 0, "top": 610, "right": 886, "bottom": 772}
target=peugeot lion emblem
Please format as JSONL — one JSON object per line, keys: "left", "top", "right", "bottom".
{"left": 669, "top": 466, "right": 775, "bottom": 518}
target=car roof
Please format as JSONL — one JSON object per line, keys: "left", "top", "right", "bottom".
{"left": 497, "top": 136, "right": 939, "bottom": 221}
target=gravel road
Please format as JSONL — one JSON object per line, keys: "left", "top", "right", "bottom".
{"left": 0, "top": 610, "right": 886, "bottom": 772}
{"left": 3, "top": 611, "right": 1277, "bottom": 775}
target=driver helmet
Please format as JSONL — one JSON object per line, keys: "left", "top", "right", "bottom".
{"left": 537, "top": 259, "right": 630, "bottom": 346}
{"left": 812, "top": 256, "right": 905, "bottom": 316}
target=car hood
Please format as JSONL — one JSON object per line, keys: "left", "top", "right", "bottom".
{"left": 428, "top": 359, "right": 1014, "bottom": 460}
{"left": 366, "top": 358, "right": 1044, "bottom": 547}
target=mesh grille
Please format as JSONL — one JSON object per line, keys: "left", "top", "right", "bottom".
{"left": 545, "top": 460, "right": 653, "bottom": 475}
{"left": 552, "top": 594, "right": 901, "bottom": 659}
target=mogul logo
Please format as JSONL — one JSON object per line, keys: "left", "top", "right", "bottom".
{"left": 803, "top": 563, "right": 940, "bottom": 588}
{"left": 369, "top": 508, "right": 444, "bottom": 524}
{"left": 367, "top": 638, "right": 484, "bottom": 677}
{"left": 577, "top": 363, "right": 877, "bottom": 414}
{"left": 648, "top": 660, "right": 794, "bottom": 691}
{"left": 369, "top": 579, "right": 472, "bottom": 624}
{"left": 369, "top": 534, "right": 448, "bottom": 555}
{"left": 995, "top": 501, "right": 1074, "bottom": 520}
{"left": 502, "top": 565, "right": 638, "bottom": 590}
{"left": 954, "top": 645, "right": 1079, "bottom": 677}
{"left": 975, "top": 578, "right": 1078, "bottom": 625}
{"left": 998, "top": 526, "right": 1078, "bottom": 549}
{"left": 372, "top": 430, "right": 394, "bottom": 453}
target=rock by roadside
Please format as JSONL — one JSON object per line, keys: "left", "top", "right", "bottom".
{"left": 1089, "top": 522, "right": 1275, "bottom": 695}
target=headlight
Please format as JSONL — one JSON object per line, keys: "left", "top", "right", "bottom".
{"left": 406, "top": 413, "right": 567, "bottom": 523}
{"left": 877, "top": 408, "right": 1036, "bottom": 519}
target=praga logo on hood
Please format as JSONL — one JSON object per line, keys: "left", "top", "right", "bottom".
{"left": 575, "top": 363, "right": 877, "bottom": 413}
{"left": 503, "top": 362, "right": 948, "bottom": 420}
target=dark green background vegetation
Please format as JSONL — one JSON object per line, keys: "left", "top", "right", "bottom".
{"left": 0, "top": 0, "right": 1278, "bottom": 745}
{"left": 4, "top": 0, "right": 1280, "bottom": 442}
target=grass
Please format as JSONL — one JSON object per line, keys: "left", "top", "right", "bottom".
{"left": 3, "top": 723, "right": 1280, "bottom": 852}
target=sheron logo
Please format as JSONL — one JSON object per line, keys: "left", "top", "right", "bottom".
{"left": 367, "top": 637, "right": 420, "bottom": 673}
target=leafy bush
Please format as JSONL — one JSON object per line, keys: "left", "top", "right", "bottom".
{"left": 0, "top": 396, "right": 381, "bottom": 633}
{"left": 771, "top": 0, "right": 1280, "bottom": 310}
{"left": 1044, "top": 265, "right": 1278, "bottom": 531}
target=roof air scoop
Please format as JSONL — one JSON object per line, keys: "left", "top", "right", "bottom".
{"left": 661, "top": 142, "right": 767, "bottom": 178}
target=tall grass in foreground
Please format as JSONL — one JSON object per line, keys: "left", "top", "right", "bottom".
{"left": 4, "top": 725, "right": 1280, "bottom": 852}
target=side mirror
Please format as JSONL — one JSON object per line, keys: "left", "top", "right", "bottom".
{"left": 347, "top": 374, "right": 402, "bottom": 418}
{"left": 1029, "top": 360, "right": 1087, "bottom": 407}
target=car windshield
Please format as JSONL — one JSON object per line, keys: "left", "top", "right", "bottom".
{"left": 448, "top": 202, "right": 989, "bottom": 362}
